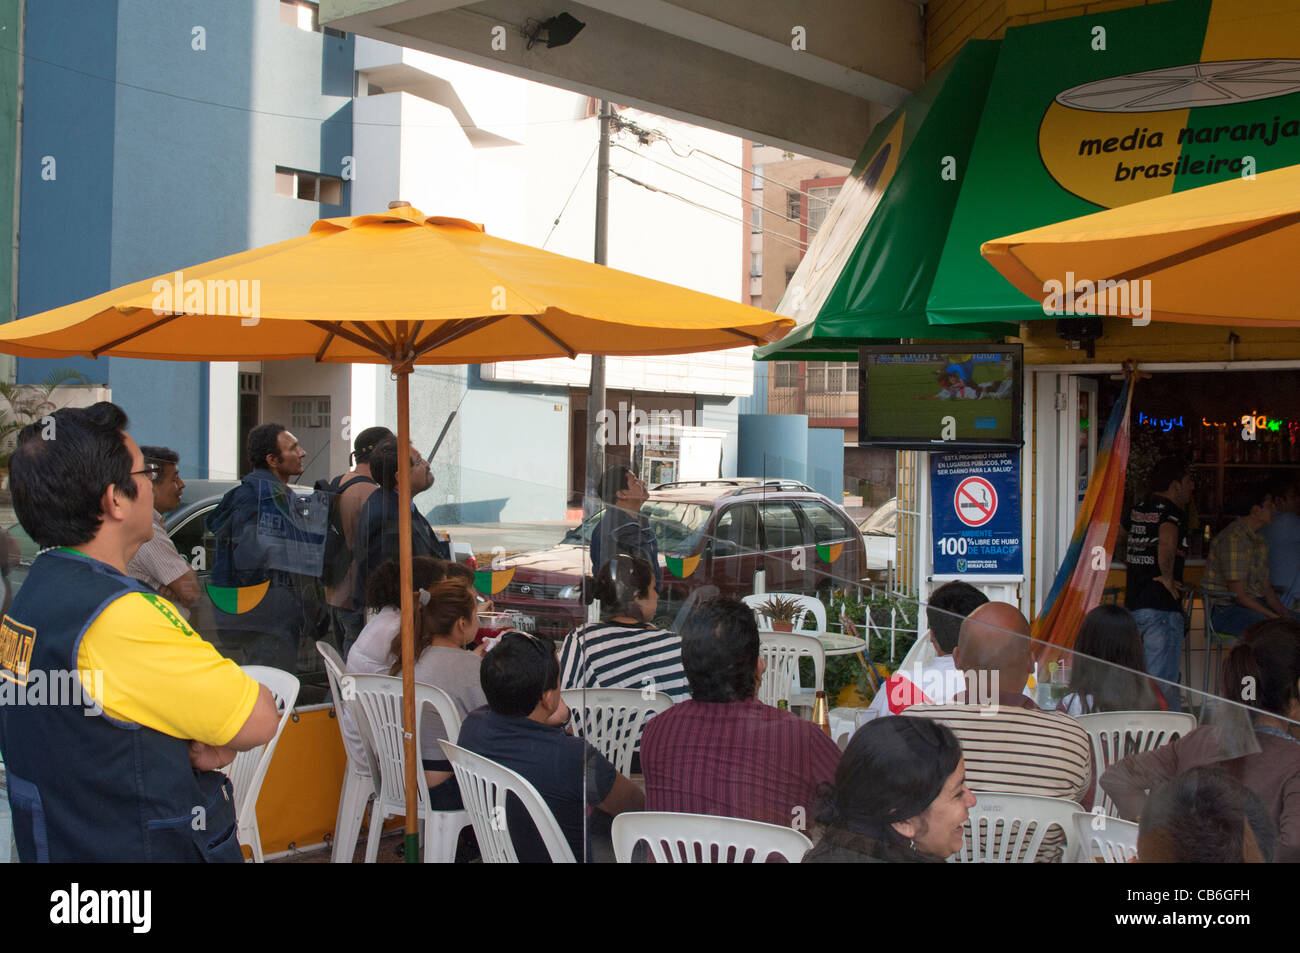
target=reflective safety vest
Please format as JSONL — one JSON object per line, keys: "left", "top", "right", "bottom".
{"left": 0, "top": 549, "right": 241, "bottom": 862}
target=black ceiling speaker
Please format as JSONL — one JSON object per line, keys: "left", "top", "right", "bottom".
{"left": 525, "top": 12, "right": 586, "bottom": 49}
{"left": 1056, "top": 316, "right": 1104, "bottom": 359}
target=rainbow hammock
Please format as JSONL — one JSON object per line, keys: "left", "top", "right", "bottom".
{"left": 1030, "top": 374, "right": 1135, "bottom": 662}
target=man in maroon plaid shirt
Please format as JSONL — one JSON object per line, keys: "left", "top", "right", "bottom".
{"left": 640, "top": 598, "right": 841, "bottom": 830}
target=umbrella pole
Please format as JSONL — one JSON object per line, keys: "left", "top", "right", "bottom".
{"left": 396, "top": 364, "right": 420, "bottom": 862}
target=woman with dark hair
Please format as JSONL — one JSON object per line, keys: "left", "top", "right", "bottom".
{"left": 804, "top": 716, "right": 975, "bottom": 863}
{"left": 1060, "top": 604, "right": 1167, "bottom": 716}
{"left": 558, "top": 555, "right": 689, "bottom": 701}
{"left": 388, "top": 578, "right": 486, "bottom": 810}
{"left": 342, "top": 556, "right": 446, "bottom": 772}
{"left": 1102, "top": 617, "right": 1300, "bottom": 862}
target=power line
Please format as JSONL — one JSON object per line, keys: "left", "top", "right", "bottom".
{"left": 542, "top": 144, "right": 599, "bottom": 249}
{"left": 0, "top": 41, "right": 594, "bottom": 134}
{"left": 607, "top": 168, "right": 809, "bottom": 254}
{"left": 609, "top": 114, "right": 840, "bottom": 207}
{"left": 612, "top": 141, "right": 817, "bottom": 236}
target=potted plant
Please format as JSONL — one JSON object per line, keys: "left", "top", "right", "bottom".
{"left": 757, "top": 594, "right": 801, "bottom": 632}
{"left": 0, "top": 370, "right": 87, "bottom": 498}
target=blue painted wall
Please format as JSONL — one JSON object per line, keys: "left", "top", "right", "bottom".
{"left": 806, "top": 427, "right": 844, "bottom": 499}
{"left": 18, "top": 0, "right": 353, "bottom": 474}
{"left": 441, "top": 366, "right": 569, "bottom": 523}
{"left": 16, "top": 0, "right": 119, "bottom": 384}
{"left": 739, "top": 414, "right": 808, "bottom": 482}
{"left": 737, "top": 360, "right": 767, "bottom": 415}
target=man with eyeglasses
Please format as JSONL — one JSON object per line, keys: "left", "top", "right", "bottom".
{"left": 0, "top": 402, "right": 278, "bottom": 861}
{"left": 127, "top": 446, "right": 200, "bottom": 620}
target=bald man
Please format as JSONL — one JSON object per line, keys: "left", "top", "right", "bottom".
{"left": 910, "top": 602, "right": 1092, "bottom": 860}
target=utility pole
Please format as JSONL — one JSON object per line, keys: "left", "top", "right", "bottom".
{"left": 583, "top": 100, "right": 610, "bottom": 519}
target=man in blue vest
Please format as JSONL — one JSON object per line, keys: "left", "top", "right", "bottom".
{"left": 0, "top": 402, "right": 279, "bottom": 861}
{"left": 209, "top": 422, "right": 326, "bottom": 672}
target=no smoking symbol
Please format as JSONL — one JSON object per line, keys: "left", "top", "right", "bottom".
{"left": 955, "top": 477, "right": 997, "bottom": 527}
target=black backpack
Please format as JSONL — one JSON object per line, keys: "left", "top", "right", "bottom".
{"left": 315, "top": 473, "right": 375, "bottom": 588}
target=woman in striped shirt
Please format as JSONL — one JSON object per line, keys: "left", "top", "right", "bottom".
{"left": 559, "top": 555, "right": 690, "bottom": 701}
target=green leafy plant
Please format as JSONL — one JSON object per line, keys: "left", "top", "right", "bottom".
{"left": 0, "top": 369, "right": 87, "bottom": 472}
{"left": 810, "top": 588, "right": 921, "bottom": 705}
{"left": 757, "top": 593, "right": 802, "bottom": 625}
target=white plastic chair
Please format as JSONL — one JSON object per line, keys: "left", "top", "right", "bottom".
{"left": 612, "top": 811, "right": 813, "bottom": 863}
{"left": 1075, "top": 710, "right": 1197, "bottom": 817}
{"left": 350, "top": 674, "right": 471, "bottom": 864}
{"left": 439, "top": 740, "right": 576, "bottom": 863}
{"left": 1072, "top": 811, "right": 1139, "bottom": 863}
{"left": 756, "top": 632, "right": 825, "bottom": 710}
{"left": 315, "top": 641, "right": 376, "bottom": 863}
{"left": 953, "top": 793, "right": 1084, "bottom": 863}
{"left": 743, "top": 593, "right": 827, "bottom": 633}
{"left": 223, "top": 665, "right": 300, "bottom": 863}
{"left": 560, "top": 688, "right": 674, "bottom": 776}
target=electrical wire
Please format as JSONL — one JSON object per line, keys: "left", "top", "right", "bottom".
{"left": 607, "top": 169, "right": 809, "bottom": 253}
{"left": 609, "top": 114, "right": 841, "bottom": 207}
{"left": 611, "top": 142, "right": 816, "bottom": 236}
{"left": 541, "top": 144, "right": 598, "bottom": 249}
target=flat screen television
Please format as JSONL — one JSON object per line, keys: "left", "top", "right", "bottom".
{"left": 858, "top": 344, "right": 1023, "bottom": 450}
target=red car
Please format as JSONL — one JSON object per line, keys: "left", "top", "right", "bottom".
{"left": 493, "top": 480, "right": 866, "bottom": 638}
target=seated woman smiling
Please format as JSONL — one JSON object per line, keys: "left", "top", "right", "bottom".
{"left": 804, "top": 716, "right": 975, "bottom": 863}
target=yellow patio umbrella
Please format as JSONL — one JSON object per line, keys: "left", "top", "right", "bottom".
{"left": 0, "top": 202, "right": 792, "bottom": 859}
{"left": 980, "top": 164, "right": 1300, "bottom": 326}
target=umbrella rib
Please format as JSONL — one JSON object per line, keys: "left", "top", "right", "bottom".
{"left": 306, "top": 320, "right": 392, "bottom": 359}
{"left": 722, "top": 327, "right": 764, "bottom": 346}
{"left": 412, "top": 316, "right": 507, "bottom": 358}
{"left": 349, "top": 321, "right": 395, "bottom": 354}
{"left": 91, "top": 313, "right": 181, "bottom": 356}
{"left": 315, "top": 327, "right": 336, "bottom": 362}
{"left": 523, "top": 316, "right": 576, "bottom": 359}
{"left": 1090, "top": 210, "right": 1300, "bottom": 285}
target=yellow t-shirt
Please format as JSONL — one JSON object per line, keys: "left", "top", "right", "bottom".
{"left": 76, "top": 591, "right": 259, "bottom": 746}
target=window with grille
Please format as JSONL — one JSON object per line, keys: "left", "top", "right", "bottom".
{"left": 807, "top": 185, "right": 840, "bottom": 234}
{"left": 786, "top": 190, "right": 801, "bottom": 220}
{"left": 751, "top": 205, "right": 762, "bottom": 232}
{"left": 805, "top": 362, "right": 858, "bottom": 394}
{"left": 773, "top": 363, "right": 798, "bottom": 388}
{"left": 290, "top": 397, "right": 330, "bottom": 430}
{"left": 750, "top": 251, "right": 762, "bottom": 277}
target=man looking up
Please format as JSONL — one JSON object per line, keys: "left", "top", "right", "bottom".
{"left": 590, "top": 464, "right": 660, "bottom": 590}
{"left": 860, "top": 580, "right": 988, "bottom": 721}
{"left": 209, "top": 422, "right": 320, "bottom": 672}
{"left": 1125, "top": 456, "right": 1193, "bottom": 711}
{"left": 321, "top": 426, "right": 391, "bottom": 655}
{"left": 640, "top": 597, "right": 840, "bottom": 828}
{"left": 127, "top": 445, "right": 201, "bottom": 621}
{"left": 0, "top": 402, "right": 278, "bottom": 862}
{"left": 352, "top": 436, "right": 447, "bottom": 615}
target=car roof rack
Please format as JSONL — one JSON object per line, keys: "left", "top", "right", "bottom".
{"left": 654, "top": 478, "right": 813, "bottom": 492}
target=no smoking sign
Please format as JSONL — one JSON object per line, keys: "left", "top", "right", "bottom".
{"left": 954, "top": 476, "right": 997, "bottom": 527}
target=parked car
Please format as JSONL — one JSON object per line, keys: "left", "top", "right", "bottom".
{"left": 858, "top": 496, "right": 898, "bottom": 572}
{"left": 493, "top": 480, "right": 867, "bottom": 638}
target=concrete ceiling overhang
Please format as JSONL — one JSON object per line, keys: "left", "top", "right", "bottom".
{"left": 321, "top": 0, "right": 924, "bottom": 164}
